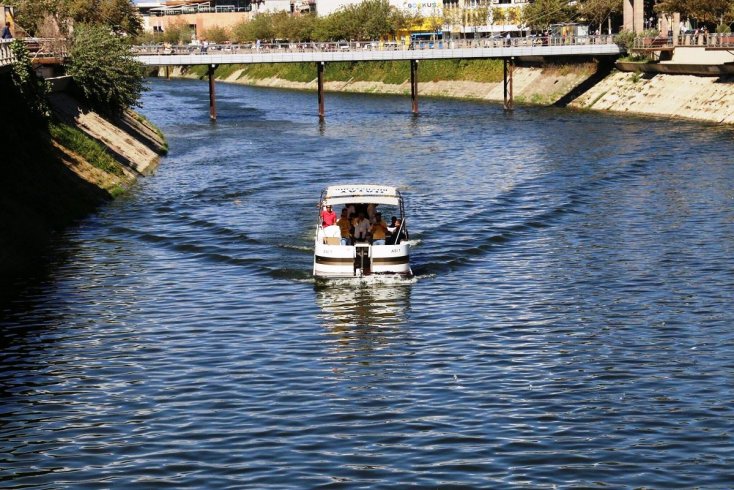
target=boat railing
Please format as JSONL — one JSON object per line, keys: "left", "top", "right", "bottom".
{"left": 394, "top": 218, "right": 407, "bottom": 245}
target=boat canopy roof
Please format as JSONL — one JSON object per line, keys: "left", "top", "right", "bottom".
{"left": 322, "top": 185, "right": 402, "bottom": 207}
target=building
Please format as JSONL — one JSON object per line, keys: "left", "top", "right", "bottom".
{"left": 136, "top": 0, "right": 529, "bottom": 39}
{"left": 441, "top": 0, "right": 529, "bottom": 39}
{"left": 138, "top": 0, "right": 289, "bottom": 37}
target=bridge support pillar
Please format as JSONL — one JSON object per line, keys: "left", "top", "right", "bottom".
{"left": 208, "top": 64, "right": 217, "bottom": 121}
{"left": 410, "top": 59, "right": 419, "bottom": 114}
{"left": 317, "top": 62, "right": 325, "bottom": 120}
{"left": 503, "top": 58, "right": 514, "bottom": 112}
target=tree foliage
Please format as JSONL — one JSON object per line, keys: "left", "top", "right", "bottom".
{"left": 231, "top": 0, "right": 420, "bottom": 43}
{"left": 580, "top": 0, "right": 622, "bottom": 33}
{"left": 9, "top": 40, "right": 51, "bottom": 120}
{"left": 201, "top": 26, "right": 230, "bottom": 44}
{"left": 522, "top": 0, "right": 578, "bottom": 30}
{"left": 161, "top": 19, "right": 195, "bottom": 44}
{"left": 6, "top": 0, "right": 141, "bottom": 36}
{"left": 67, "top": 24, "right": 146, "bottom": 115}
{"left": 655, "top": 0, "right": 734, "bottom": 26}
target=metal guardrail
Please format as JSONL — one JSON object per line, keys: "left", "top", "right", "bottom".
{"left": 632, "top": 33, "right": 734, "bottom": 50}
{"left": 132, "top": 35, "right": 617, "bottom": 56}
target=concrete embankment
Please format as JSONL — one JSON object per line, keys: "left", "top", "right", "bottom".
{"left": 0, "top": 74, "right": 167, "bottom": 280}
{"left": 569, "top": 71, "right": 734, "bottom": 124}
{"left": 159, "top": 57, "right": 734, "bottom": 125}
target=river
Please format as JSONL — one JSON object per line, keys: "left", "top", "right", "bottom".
{"left": 1, "top": 78, "right": 733, "bottom": 488}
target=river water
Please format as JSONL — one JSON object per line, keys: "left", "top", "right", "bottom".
{"left": 2, "top": 78, "right": 734, "bottom": 488}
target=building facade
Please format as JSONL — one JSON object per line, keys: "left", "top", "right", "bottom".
{"left": 137, "top": 0, "right": 529, "bottom": 38}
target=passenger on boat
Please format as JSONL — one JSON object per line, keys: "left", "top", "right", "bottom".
{"left": 336, "top": 208, "right": 352, "bottom": 245}
{"left": 353, "top": 213, "right": 370, "bottom": 242}
{"left": 346, "top": 203, "right": 356, "bottom": 219}
{"left": 321, "top": 204, "right": 337, "bottom": 226}
{"left": 387, "top": 216, "right": 398, "bottom": 234}
{"left": 370, "top": 213, "right": 389, "bottom": 245}
{"left": 367, "top": 203, "right": 378, "bottom": 223}
{"left": 386, "top": 218, "right": 407, "bottom": 245}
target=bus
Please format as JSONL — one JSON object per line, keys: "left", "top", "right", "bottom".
{"left": 410, "top": 32, "right": 443, "bottom": 49}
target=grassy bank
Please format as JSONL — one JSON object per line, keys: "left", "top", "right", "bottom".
{"left": 186, "top": 59, "right": 509, "bottom": 84}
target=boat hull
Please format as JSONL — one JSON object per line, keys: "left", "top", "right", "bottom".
{"left": 313, "top": 242, "right": 411, "bottom": 278}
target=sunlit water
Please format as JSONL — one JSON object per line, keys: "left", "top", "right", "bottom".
{"left": 2, "top": 78, "right": 734, "bottom": 488}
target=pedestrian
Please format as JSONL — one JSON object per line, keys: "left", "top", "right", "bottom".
{"left": 1, "top": 22, "right": 12, "bottom": 39}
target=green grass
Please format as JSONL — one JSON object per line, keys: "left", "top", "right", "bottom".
{"left": 129, "top": 110, "right": 169, "bottom": 154}
{"left": 49, "top": 122, "right": 125, "bottom": 177}
{"left": 196, "top": 59, "right": 508, "bottom": 85}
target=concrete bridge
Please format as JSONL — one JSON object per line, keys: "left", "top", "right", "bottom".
{"left": 134, "top": 37, "right": 621, "bottom": 120}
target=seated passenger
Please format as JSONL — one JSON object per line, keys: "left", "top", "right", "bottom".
{"left": 336, "top": 208, "right": 352, "bottom": 245}
{"left": 386, "top": 218, "right": 407, "bottom": 245}
{"left": 346, "top": 203, "right": 356, "bottom": 219}
{"left": 352, "top": 213, "right": 370, "bottom": 242}
{"left": 387, "top": 216, "right": 398, "bottom": 234}
{"left": 370, "top": 213, "right": 389, "bottom": 245}
{"left": 367, "top": 203, "right": 378, "bottom": 223}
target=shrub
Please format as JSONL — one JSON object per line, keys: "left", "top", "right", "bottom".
{"left": 9, "top": 40, "right": 51, "bottom": 120}
{"left": 614, "top": 29, "right": 636, "bottom": 50}
{"left": 68, "top": 23, "right": 147, "bottom": 115}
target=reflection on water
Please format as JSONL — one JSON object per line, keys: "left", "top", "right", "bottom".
{"left": 315, "top": 278, "right": 415, "bottom": 392}
{"left": 315, "top": 277, "right": 413, "bottom": 331}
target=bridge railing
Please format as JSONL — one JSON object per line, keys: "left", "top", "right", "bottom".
{"left": 632, "top": 32, "right": 734, "bottom": 50}
{"left": 1, "top": 39, "right": 14, "bottom": 67}
{"left": 0, "top": 38, "right": 69, "bottom": 68}
{"left": 150, "top": 5, "right": 252, "bottom": 15}
{"left": 132, "top": 35, "right": 617, "bottom": 56}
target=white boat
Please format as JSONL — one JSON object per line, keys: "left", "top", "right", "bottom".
{"left": 313, "top": 185, "right": 412, "bottom": 279}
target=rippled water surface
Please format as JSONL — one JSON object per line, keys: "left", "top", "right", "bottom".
{"left": 2, "top": 78, "right": 734, "bottom": 488}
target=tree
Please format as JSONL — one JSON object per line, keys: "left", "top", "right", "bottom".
{"left": 289, "top": 14, "right": 318, "bottom": 42}
{"left": 161, "top": 19, "right": 194, "bottom": 44}
{"left": 4, "top": 0, "right": 67, "bottom": 36}
{"left": 201, "top": 26, "right": 230, "bottom": 44}
{"left": 67, "top": 23, "right": 146, "bottom": 115}
{"left": 580, "top": 0, "right": 622, "bottom": 34}
{"left": 522, "top": 0, "right": 578, "bottom": 31}
{"left": 655, "top": 0, "right": 734, "bottom": 26}
{"left": 6, "top": 0, "right": 142, "bottom": 36}
{"left": 467, "top": 5, "right": 489, "bottom": 35}
{"left": 97, "top": 0, "right": 143, "bottom": 36}
{"left": 492, "top": 6, "right": 507, "bottom": 27}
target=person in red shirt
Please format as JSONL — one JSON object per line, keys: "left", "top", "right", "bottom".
{"left": 321, "top": 204, "right": 337, "bottom": 226}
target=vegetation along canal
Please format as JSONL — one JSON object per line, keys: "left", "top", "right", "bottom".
{"left": 2, "top": 78, "right": 734, "bottom": 487}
